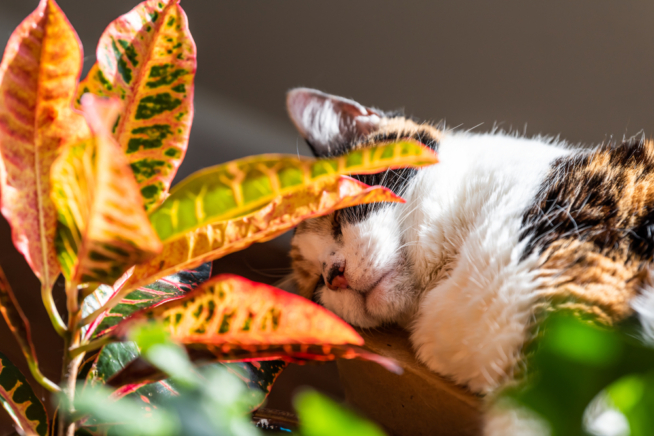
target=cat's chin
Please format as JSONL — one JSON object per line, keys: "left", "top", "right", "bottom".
{"left": 320, "top": 271, "right": 410, "bottom": 329}
{"left": 361, "top": 271, "right": 400, "bottom": 316}
{"left": 319, "top": 286, "right": 383, "bottom": 328}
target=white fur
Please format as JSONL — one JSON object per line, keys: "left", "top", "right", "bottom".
{"left": 407, "top": 132, "right": 571, "bottom": 393}
{"left": 292, "top": 130, "right": 574, "bottom": 393}
{"left": 631, "top": 274, "right": 654, "bottom": 343}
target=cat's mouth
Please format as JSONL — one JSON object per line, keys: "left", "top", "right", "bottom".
{"left": 352, "top": 271, "right": 392, "bottom": 296}
{"left": 317, "top": 267, "right": 408, "bottom": 328}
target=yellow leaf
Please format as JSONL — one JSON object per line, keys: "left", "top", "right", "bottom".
{"left": 149, "top": 140, "right": 438, "bottom": 242}
{"left": 51, "top": 95, "right": 162, "bottom": 307}
{"left": 84, "top": 176, "right": 402, "bottom": 324}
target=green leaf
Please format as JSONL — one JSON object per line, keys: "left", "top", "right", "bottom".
{"left": 607, "top": 372, "right": 654, "bottom": 436}
{"left": 73, "top": 383, "right": 179, "bottom": 436}
{"left": 51, "top": 95, "right": 162, "bottom": 302}
{"left": 227, "top": 361, "right": 287, "bottom": 410}
{"left": 88, "top": 343, "right": 286, "bottom": 413}
{"left": 128, "top": 324, "right": 196, "bottom": 388}
{"left": 0, "top": 352, "right": 48, "bottom": 436}
{"left": 502, "top": 313, "right": 654, "bottom": 436}
{"left": 77, "top": 0, "right": 196, "bottom": 210}
{"left": 149, "top": 140, "right": 438, "bottom": 242}
{"left": 78, "top": 327, "right": 265, "bottom": 436}
{"left": 82, "top": 265, "right": 212, "bottom": 408}
{"left": 86, "top": 341, "right": 140, "bottom": 389}
{"left": 295, "top": 390, "right": 386, "bottom": 436}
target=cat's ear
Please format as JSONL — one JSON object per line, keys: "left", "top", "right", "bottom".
{"left": 286, "top": 88, "right": 382, "bottom": 157}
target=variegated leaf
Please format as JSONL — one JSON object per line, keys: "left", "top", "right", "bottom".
{"left": 226, "top": 361, "right": 287, "bottom": 409}
{"left": 81, "top": 264, "right": 285, "bottom": 415}
{"left": 113, "top": 176, "right": 402, "bottom": 309}
{"left": 150, "top": 140, "right": 438, "bottom": 241}
{"left": 51, "top": 95, "right": 161, "bottom": 300}
{"left": 87, "top": 340, "right": 285, "bottom": 411}
{"left": 83, "top": 263, "right": 211, "bottom": 340}
{"left": 108, "top": 275, "right": 401, "bottom": 374}
{"left": 111, "top": 360, "right": 288, "bottom": 411}
{"left": 78, "top": 355, "right": 284, "bottom": 436}
{"left": 77, "top": 263, "right": 211, "bottom": 389}
{"left": 0, "top": 0, "right": 89, "bottom": 291}
{"left": 77, "top": 0, "right": 196, "bottom": 210}
{"left": 106, "top": 344, "right": 394, "bottom": 390}
{"left": 0, "top": 352, "right": 48, "bottom": 436}
{"left": 78, "top": 265, "right": 212, "bottom": 432}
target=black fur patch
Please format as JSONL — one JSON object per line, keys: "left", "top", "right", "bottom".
{"left": 520, "top": 136, "right": 654, "bottom": 263}
{"left": 339, "top": 129, "right": 440, "bottom": 224}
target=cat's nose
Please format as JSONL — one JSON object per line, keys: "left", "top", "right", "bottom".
{"left": 325, "top": 262, "right": 348, "bottom": 291}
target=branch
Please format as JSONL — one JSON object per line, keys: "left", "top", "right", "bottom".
{"left": 68, "top": 335, "right": 112, "bottom": 359}
{"left": 41, "top": 282, "right": 67, "bottom": 337}
{"left": 0, "top": 265, "right": 61, "bottom": 393}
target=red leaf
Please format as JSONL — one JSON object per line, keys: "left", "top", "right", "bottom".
{"left": 107, "top": 275, "right": 401, "bottom": 375}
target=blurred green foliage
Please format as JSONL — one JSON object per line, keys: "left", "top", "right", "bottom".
{"left": 73, "top": 314, "right": 654, "bottom": 436}
{"left": 294, "top": 390, "right": 386, "bottom": 436}
{"left": 71, "top": 323, "right": 386, "bottom": 436}
{"left": 502, "top": 313, "right": 654, "bottom": 436}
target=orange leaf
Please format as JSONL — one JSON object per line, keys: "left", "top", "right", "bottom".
{"left": 81, "top": 177, "right": 401, "bottom": 327}
{"left": 113, "top": 274, "right": 364, "bottom": 346}
{"left": 51, "top": 95, "right": 162, "bottom": 297}
{"left": 0, "top": 0, "right": 89, "bottom": 290}
{"left": 105, "top": 275, "right": 401, "bottom": 382}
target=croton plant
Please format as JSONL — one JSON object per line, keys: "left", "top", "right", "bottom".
{"left": 0, "top": 1, "right": 438, "bottom": 435}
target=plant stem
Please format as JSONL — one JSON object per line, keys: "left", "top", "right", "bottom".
{"left": 42, "top": 283, "right": 67, "bottom": 337}
{"left": 61, "top": 351, "right": 84, "bottom": 436}
{"left": 26, "top": 359, "right": 60, "bottom": 393}
{"left": 68, "top": 335, "right": 112, "bottom": 358}
{"left": 58, "top": 293, "right": 85, "bottom": 436}
{"left": 0, "top": 267, "right": 61, "bottom": 392}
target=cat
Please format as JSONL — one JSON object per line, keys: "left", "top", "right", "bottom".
{"left": 286, "top": 87, "right": 654, "bottom": 399}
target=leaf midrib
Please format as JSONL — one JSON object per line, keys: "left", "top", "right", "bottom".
{"left": 34, "top": 1, "right": 53, "bottom": 292}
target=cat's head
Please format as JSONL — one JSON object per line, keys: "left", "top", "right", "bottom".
{"left": 287, "top": 88, "right": 440, "bottom": 327}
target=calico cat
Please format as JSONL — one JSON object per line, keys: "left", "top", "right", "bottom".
{"left": 286, "top": 87, "right": 654, "bottom": 396}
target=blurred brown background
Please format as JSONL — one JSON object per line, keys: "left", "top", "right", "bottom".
{"left": 2, "top": 0, "right": 654, "bottom": 434}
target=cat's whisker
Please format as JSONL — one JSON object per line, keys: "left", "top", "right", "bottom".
{"left": 396, "top": 204, "right": 421, "bottom": 226}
